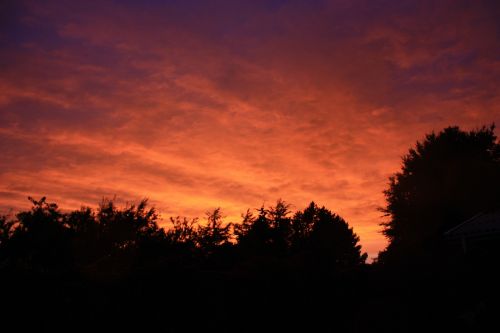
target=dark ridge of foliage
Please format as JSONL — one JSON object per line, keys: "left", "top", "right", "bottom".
{"left": 0, "top": 197, "right": 367, "bottom": 275}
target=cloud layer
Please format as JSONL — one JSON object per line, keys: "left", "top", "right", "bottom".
{"left": 1, "top": 0, "right": 500, "bottom": 259}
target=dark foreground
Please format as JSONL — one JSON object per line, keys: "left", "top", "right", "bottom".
{"left": 2, "top": 257, "right": 499, "bottom": 332}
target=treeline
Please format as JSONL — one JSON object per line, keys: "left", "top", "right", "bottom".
{"left": 0, "top": 198, "right": 366, "bottom": 276}
{"left": 0, "top": 198, "right": 370, "bottom": 331}
{"left": 2, "top": 124, "right": 500, "bottom": 332}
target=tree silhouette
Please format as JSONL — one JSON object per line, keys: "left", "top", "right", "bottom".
{"left": 0, "top": 215, "right": 14, "bottom": 264}
{"left": 65, "top": 206, "right": 102, "bottom": 266}
{"left": 292, "top": 202, "right": 367, "bottom": 270}
{"left": 234, "top": 200, "right": 292, "bottom": 257}
{"left": 233, "top": 200, "right": 366, "bottom": 271}
{"left": 196, "top": 207, "right": 232, "bottom": 254}
{"left": 166, "top": 216, "right": 198, "bottom": 246}
{"left": 379, "top": 125, "right": 500, "bottom": 264}
{"left": 7, "top": 197, "right": 71, "bottom": 271}
{"left": 0, "top": 215, "right": 14, "bottom": 247}
{"left": 233, "top": 209, "right": 256, "bottom": 243}
{"left": 96, "top": 198, "right": 162, "bottom": 252}
{"left": 267, "top": 199, "right": 292, "bottom": 253}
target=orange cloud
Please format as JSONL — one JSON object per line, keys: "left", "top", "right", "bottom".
{"left": 1, "top": 0, "right": 500, "bottom": 260}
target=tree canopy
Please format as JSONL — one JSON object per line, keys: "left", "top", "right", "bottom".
{"left": 234, "top": 200, "right": 367, "bottom": 271}
{"left": 379, "top": 125, "right": 500, "bottom": 264}
{"left": 297, "top": 202, "right": 367, "bottom": 268}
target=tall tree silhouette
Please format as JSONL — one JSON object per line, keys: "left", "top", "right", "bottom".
{"left": 292, "top": 202, "right": 367, "bottom": 269}
{"left": 379, "top": 125, "right": 500, "bottom": 264}
{"left": 234, "top": 200, "right": 292, "bottom": 257}
{"left": 195, "top": 208, "right": 232, "bottom": 261}
{"left": 234, "top": 200, "right": 366, "bottom": 270}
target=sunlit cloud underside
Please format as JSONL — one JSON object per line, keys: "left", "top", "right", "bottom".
{"left": 1, "top": 0, "right": 500, "bottom": 259}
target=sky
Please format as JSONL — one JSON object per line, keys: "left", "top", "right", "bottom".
{"left": 1, "top": 0, "right": 499, "bottom": 260}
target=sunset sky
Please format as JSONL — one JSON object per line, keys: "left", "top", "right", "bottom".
{"left": 1, "top": 0, "right": 499, "bottom": 259}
